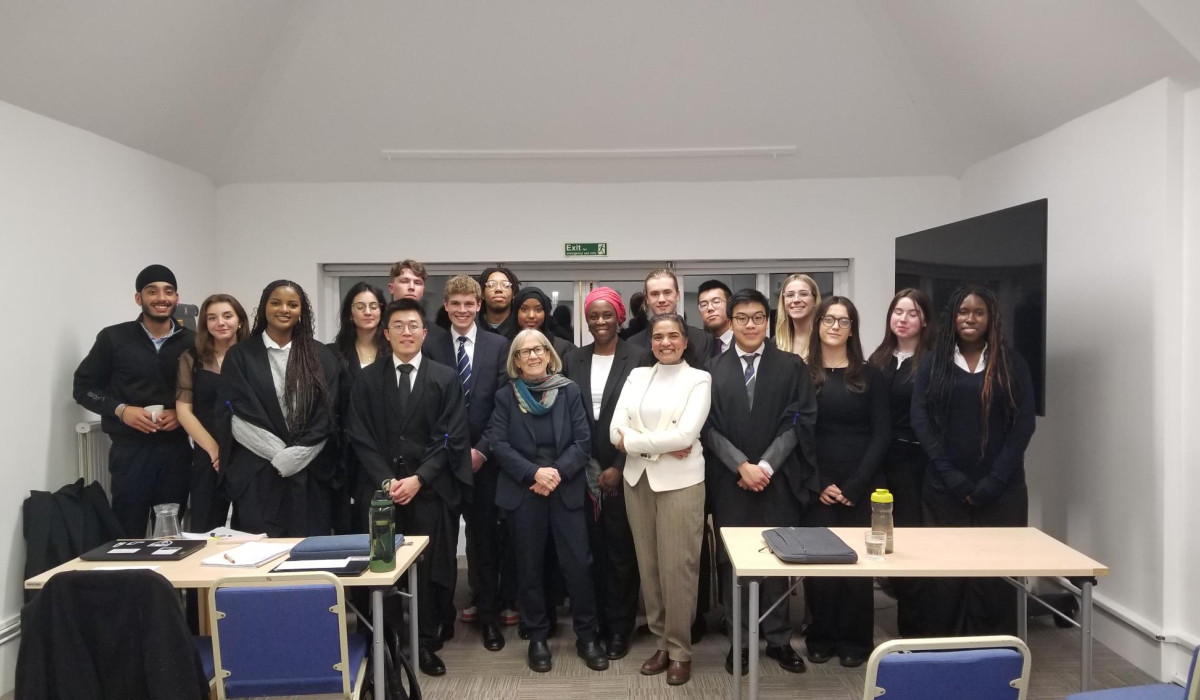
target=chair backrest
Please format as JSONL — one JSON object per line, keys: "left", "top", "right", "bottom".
{"left": 208, "top": 572, "right": 355, "bottom": 699}
{"left": 863, "top": 635, "right": 1032, "bottom": 700}
{"left": 1185, "top": 644, "right": 1199, "bottom": 700}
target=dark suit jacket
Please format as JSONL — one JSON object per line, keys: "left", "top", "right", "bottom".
{"left": 345, "top": 355, "right": 472, "bottom": 510}
{"left": 562, "top": 340, "right": 649, "bottom": 472}
{"left": 491, "top": 380, "right": 591, "bottom": 511}
{"left": 424, "top": 326, "right": 509, "bottom": 459}
{"left": 704, "top": 342, "right": 819, "bottom": 528}
{"left": 627, "top": 323, "right": 713, "bottom": 371}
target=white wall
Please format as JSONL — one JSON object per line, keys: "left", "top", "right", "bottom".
{"left": 1179, "top": 86, "right": 1200, "bottom": 674}
{"left": 961, "top": 79, "right": 1195, "bottom": 680}
{"left": 0, "top": 100, "right": 216, "bottom": 690}
{"left": 215, "top": 177, "right": 961, "bottom": 347}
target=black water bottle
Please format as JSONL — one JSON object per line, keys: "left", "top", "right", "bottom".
{"left": 369, "top": 489, "right": 396, "bottom": 572}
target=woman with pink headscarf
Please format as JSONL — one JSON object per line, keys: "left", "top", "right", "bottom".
{"left": 561, "top": 287, "right": 650, "bottom": 663}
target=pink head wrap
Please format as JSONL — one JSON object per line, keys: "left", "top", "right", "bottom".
{"left": 584, "top": 286, "right": 627, "bottom": 324}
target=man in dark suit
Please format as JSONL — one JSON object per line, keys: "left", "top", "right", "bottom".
{"left": 562, "top": 290, "right": 649, "bottom": 660}
{"left": 425, "top": 275, "right": 511, "bottom": 652}
{"left": 346, "top": 299, "right": 473, "bottom": 676}
{"left": 704, "top": 289, "right": 818, "bottom": 675}
{"left": 626, "top": 268, "right": 713, "bottom": 368}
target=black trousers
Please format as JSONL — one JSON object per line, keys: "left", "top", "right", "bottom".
{"left": 802, "top": 498, "right": 874, "bottom": 657}
{"left": 884, "top": 440, "right": 929, "bottom": 637}
{"left": 511, "top": 494, "right": 598, "bottom": 644}
{"left": 921, "top": 483, "right": 1028, "bottom": 636}
{"left": 395, "top": 495, "right": 457, "bottom": 650}
{"left": 187, "top": 446, "right": 230, "bottom": 532}
{"left": 585, "top": 488, "right": 640, "bottom": 638}
{"left": 464, "top": 464, "right": 503, "bottom": 624}
{"left": 108, "top": 438, "right": 191, "bottom": 538}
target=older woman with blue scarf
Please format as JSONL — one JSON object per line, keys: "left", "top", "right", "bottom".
{"left": 491, "top": 328, "right": 607, "bottom": 674}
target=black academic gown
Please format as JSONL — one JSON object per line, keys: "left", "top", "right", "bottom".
{"left": 345, "top": 355, "right": 472, "bottom": 590}
{"left": 425, "top": 327, "right": 511, "bottom": 623}
{"left": 217, "top": 335, "right": 340, "bottom": 537}
{"left": 563, "top": 339, "right": 649, "bottom": 638}
{"left": 704, "top": 342, "right": 819, "bottom": 541}
{"left": 628, "top": 323, "right": 713, "bottom": 370}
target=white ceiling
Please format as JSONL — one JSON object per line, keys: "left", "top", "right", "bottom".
{"left": 1, "top": 0, "right": 1198, "bottom": 185}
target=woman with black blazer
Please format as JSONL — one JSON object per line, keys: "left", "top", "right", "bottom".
{"left": 562, "top": 287, "right": 648, "bottom": 663}
{"left": 491, "top": 329, "right": 608, "bottom": 674}
{"left": 912, "top": 285, "right": 1036, "bottom": 636}
{"left": 867, "top": 288, "right": 935, "bottom": 636}
{"left": 803, "top": 296, "right": 890, "bottom": 668}
{"left": 327, "top": 282, "right": 388, "bottom": 533}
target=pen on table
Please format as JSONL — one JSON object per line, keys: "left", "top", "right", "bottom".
{"left": 224, "top": 553, "right": 236, "bottom": 564}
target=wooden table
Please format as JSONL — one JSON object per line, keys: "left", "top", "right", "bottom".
{"left": 720, "top": 526, "right": 1109, "bottom": 700}
{"left": 25, "top": 536, "right": 429, "bottom": 696}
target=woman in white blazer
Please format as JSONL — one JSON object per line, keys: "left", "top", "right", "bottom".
{"left": 610, "top": 313, "right": 711, "bottom": 685}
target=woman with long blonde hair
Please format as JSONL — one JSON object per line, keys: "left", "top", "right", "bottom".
{"left": 773, "top": 274, "right": 821, "bottom": 360}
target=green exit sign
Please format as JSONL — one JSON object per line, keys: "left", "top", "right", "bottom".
{"left": 565, "top": 242, "right": 607, "bottom": 257}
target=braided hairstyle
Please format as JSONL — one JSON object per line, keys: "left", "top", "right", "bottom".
{"left": 252, "top": 280, "right": 331, "bottom": 437}
{"left": 924, "top": 285, "right": 1019, "bottom": 456}
{"left": 806, "top": 296, "right": 867, "bottom": 393}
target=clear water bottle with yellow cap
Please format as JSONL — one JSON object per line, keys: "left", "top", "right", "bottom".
{"left": 870, "top": 488, "right": 894, "bottom": 554}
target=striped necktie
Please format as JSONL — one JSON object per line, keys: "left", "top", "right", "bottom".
{"left": 456, "top": 336, "right": 473, "bottom": 403}
{"left": 743, "top": 353, "right": 758, "bottom": 408}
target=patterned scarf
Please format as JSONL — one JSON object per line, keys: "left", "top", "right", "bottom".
{"left": 512, "top": 373, "right": 574, "bottom": 416}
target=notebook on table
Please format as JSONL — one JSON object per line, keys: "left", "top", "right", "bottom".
{"left": 80, "top": 539, "right": 208, "bottom": 561}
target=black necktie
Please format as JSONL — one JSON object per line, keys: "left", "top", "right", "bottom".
{"left": 456, "top": 336, "right": 473, "bottom": 403}
{"left": 713, "top": 337, "right": 724, "bottom": 358}
{"left": 743, "top": 353, "right": 758, "bottom": 409}
{"left": 397, "top": 364, "right": 414, "bottom": 412}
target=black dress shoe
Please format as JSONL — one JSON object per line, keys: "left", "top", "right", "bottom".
{"left": 604, "top": 633, "right": 629, "bottom": 660}
{"left": 807, "top": 647, "right": 833, "bottom": 664}
{"left": 724, "top": 648, "right": 749, "bottom": 675}
{"left": 766, "top": 644, "right": 807, "bottom": 673}
{"left": 577, "top": 640, "right": 610, "bottom": 671}
{"left": 839, "top": 652, "right": 867, "bottom": 668}
{"left": 528, "top": 640, "right": 552, "bottom": 673}
{"left": 418, "top": 647, "right": 446, "bottom": 676}
{"left": 482, "top": 623, "right": 505, "bottom": 652}
{"left": 636, "top": 622, "right": 651, "bottom": 636}
{"left": 518, "top": 625, "right": 529, "bottom": 640}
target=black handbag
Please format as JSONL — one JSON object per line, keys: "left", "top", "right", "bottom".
{"left": 762, "top": 527, "right": 858, "bottom": 564}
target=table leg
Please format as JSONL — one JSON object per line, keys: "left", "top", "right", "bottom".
{"left": 1081, "top": 579, "right": 1093, "bottom": 692}
{"left": 732, "top": 573, "right": 741, "bottom": 700}
{"left": 1017, "top": 576, "right": 1028, "bottom": 641}
{"left": 409, "top": 560, "right": 420, "bottom": 667}
{"left": 372, "top": 588, "right": 385, "bottom": 695}
{"left": 749, "top": 579, "right": 759, "bottom": 700}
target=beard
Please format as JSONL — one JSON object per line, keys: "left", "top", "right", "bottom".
{"left": 142, "top": 301, "right": 176, "bottom": 322}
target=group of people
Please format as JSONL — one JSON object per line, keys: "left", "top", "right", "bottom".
{"left": 73, "top": 261, "right": 1035, "bottom": 685}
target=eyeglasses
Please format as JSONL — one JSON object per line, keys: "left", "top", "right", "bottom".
{"left": 697, "top": 300, "right": 725, "bottom": 310}
{"left": 352, "top": 302, "right": 381, "bottom": 312}
{"left": 784, "top": 290, "right": 813, "bottom": 300}
{"left": 515, "top": 346, "right": 548, "bottom": 359}
{"left": 732, "top": 313, "right": 767, "bottom": 327}
{"left": 388, "top": 322, "right": 423, "bottom": 333}
{"left": 485, "top": 280, "right": 513, "bottom": 290}
{"left": 820, "top": 315, "right": 852, "bottom": 329}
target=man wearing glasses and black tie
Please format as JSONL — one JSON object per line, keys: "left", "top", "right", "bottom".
{"left": 704, "top": 289, "right": 819, "bottom": 676}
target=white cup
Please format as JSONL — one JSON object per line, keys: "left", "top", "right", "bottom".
{"left": 145, "top": 404, "right": 165, "bottom": 423}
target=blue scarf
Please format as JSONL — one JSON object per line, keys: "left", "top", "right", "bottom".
{"left": 513, "top": 373, "right": 574, "bottom": 416}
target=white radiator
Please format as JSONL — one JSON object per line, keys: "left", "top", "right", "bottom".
{"left": 75, "top": 421, "right": 111, "bottom": 500}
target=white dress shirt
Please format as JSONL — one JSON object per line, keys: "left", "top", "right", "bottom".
{"left": 392, "top": 351, "right": 423, "bottom": 389}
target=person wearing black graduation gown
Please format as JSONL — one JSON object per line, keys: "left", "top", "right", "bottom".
{"left": 491, "top": 329, "right": 609, "bottom": 673}
{"left": 562, "top": 287, "right": 648, "bottom": 661}
{"left": 73, "top": 265, "right": 195, "bottom": 538}
{"left": 346, "top": 299, "right": 472, "bottom": 676}
{"left": 911, "top": 286, "right": 1036, "bottom": 636}
{"left": 625, "top": 269, "right": 712, "bottom": 368}
{"left": 425, "top": 275, "right": 512, "bottom": 651}
{"left": 703, "top": 289, "right": 817, "bottom": 675}
{"left": 801, "top": 296, "right": 889, "bottom": 667}
{"left": 218, "top": 281, "right": 340, "bottom": 538}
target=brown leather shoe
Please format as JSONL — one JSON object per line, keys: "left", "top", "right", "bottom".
{"left": 666, "top": 659, "right": 691, "bottom": 685}
{"left": 640, "top": 650, "right": 670, "bottom": 675}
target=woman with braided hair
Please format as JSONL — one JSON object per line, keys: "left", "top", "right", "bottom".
{"left": 218, "top": 280, "right": 341, "bottom": 536}
{"left": 911, "top": 285, "right": 1035, "bottom": 635}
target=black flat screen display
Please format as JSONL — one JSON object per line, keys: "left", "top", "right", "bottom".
{"left": 895, "top": 199, "right": 1047, "bottom": 416}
